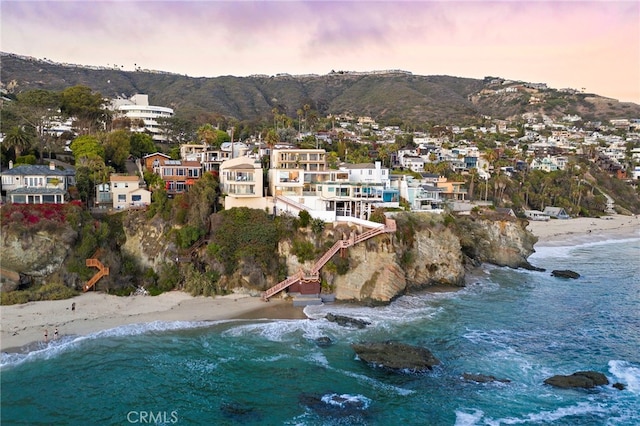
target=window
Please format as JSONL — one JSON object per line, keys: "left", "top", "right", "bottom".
{"left": 118, "top": 194, "right": 126, "bottom": 202}
{"left": 132, "top": 195, "right": 142, "bottom": 202}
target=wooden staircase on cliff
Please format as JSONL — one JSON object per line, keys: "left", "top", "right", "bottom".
{"left": 84, "top": 249, "right": 110, "bottom": 292}
{"left": 262, "top": 218, "right": 396, "bottom": 301}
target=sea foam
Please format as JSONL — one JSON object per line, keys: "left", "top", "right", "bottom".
{"left": 0, "top": 320, "right": 213, "bottom": 369}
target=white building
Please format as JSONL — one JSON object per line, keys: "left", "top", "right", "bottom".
{"left": 111, "top": 94, "right": 173, "bottom": 142}
{"left": 1, "top": 162, "right": 75, "bottom": 204}
{"left": 109, "top": 175, "right": 151, "bottom": 210}
{"left": 219, "top": 156, "right": 266, "bottom": 211}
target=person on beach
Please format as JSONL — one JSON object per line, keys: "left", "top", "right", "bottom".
{"left": 72, "top": 302, "right": 76, "bottom": 312}
{"left": 44, "top": 329, "right": 48, "bottom": 343}
{"left": 54, "top": 328, "right": 59, "bottom": 340}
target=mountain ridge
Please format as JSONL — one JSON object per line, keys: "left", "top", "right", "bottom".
{"left": 2, "top": 52, "right": 639, "bottom": 125}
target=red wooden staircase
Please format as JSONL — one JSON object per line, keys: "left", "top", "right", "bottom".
{"left": 84, "top": 250, "right": 110, "bottom": 292}
{"left": 262, "top": 218, "right": 396, "bottom": 300}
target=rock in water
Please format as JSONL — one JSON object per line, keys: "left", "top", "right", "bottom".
{"left": 544, "top": 371, "right": 609, "bottom": 388}
{"left": 551, "top": 269, "right": 581, "bottom": 279}
{"left": 326, "top": 313, "right": 370, "bottom": 329}
{"left": 351, "top": 341, "right": 440, "bottom": 372}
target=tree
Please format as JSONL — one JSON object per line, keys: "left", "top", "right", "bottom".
{"left": 60, "top": 86, "right": 109, "bottom": 134}
{"left": 310, "top": 218, "right": 325, "bottom": 248}
{"left": 184, "top": 172, "right": 219, "bottom": 230}
{"left": 158, "top": 116, "right": 197, "bottom": 144}
{"left": 130, "top": 133, "right": 156, "bottom": 158}
{"left": 15, "top": 89, "right": 61, "bottom": 161}
{"left": 265, "top": 129, "right": 279, "bottom": 148}
{"left": 70, "top": 135, "right": 105, "bottom": 159}
{"left": 3, "top": 125, "right": 34, "bottom": 159}
{"left": 103, "top": 130, "right": 131, "bottom": 171}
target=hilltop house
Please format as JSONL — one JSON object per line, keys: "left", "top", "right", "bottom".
{"left": 1, "top": 162, "right": 75, "bottom": 204}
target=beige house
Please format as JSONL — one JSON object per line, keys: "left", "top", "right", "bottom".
{"left": 110, "top": 175, "right": 151, "bottom": 210}
{"left": 219, "top": 157, "right": 266, "bottom": 210}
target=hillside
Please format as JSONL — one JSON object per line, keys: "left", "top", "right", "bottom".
{"left": 2, "top": 52, "right": 639, "bottom": 124}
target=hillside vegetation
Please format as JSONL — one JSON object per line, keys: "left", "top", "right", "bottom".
{"left": 2, "top": 53, "right": 639, "bottom": 125}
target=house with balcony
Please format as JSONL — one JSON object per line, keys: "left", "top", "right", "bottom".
{"left": 109, "top": 175, "right": 151, "bottom": 210}
{"left": 157, "top": 160, "right": 202, "bottom": 195}
{"left": 434, "top": 176, "right": 467, "bottom": 201}
{"left": 267, "top": 149, "right": 397, "bottom": 221}
{"left": 393, "top": 175, "right": 444, "bottom": 211}
{"left": 1, "top": 162, "right": 75, "bottom": 204}
{"left": 110, "top": 94, "right": 173, "bottom": 143}
{"left": 219, "top": 157, "right": 266, "bottom": 210}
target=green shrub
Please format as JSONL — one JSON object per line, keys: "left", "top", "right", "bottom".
{"left": 1, "top": 291, "right": 30, "bottom": 305}
{"left": 298, "top": 210, "right": 311, "bottom": 228}
{"left": 176, "top": 225, "right": 205, "bottom": 249}
{"left": 291, "top": 239, "right": 316, "bottom": 263}
{"left": 33, "top": 283, "right": 78, "bottom": 300}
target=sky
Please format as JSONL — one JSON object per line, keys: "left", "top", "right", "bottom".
{"left": 2, "top": 1, "right": 639, "bottom": 104}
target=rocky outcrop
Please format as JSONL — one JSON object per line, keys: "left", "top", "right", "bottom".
{"left": 352, "top": 341, "right": 441, "bottom": 372}
{"left": 325, "top": 313, "right": 370, "bottom": 329}
{"left": 551, "top": 269, "right": 581, "bottom": 279}
{"left": 544, "top": 371, "right": 609, "bottom": 388}
{"left": 0, "top": 227, "right": 77, "bottom": 282}
{"left": 120, "top": 211, "right": 177, "bottom": 270}
{"left": 280, "top": 212, "right": 538, "bottom": 303}
{"left": 455, "top": 216, "right": 539, "bottom": 270}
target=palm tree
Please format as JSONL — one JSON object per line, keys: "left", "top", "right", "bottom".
{"left": 4, "top": 126, "right": 33, "bottom": 158}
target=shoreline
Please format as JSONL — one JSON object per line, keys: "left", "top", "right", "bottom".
{"left": 2, "top": 214, "right": 637, "bottom": 354}
{"left": 1, "top": 292, "right": 305, "bottom": 353}
{"left": 526, "top": 213, "right": 639, "bottom": 248}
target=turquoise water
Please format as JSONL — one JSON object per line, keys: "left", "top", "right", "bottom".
{"left": 2, "top": 237, "right": 639, "bottom": 425}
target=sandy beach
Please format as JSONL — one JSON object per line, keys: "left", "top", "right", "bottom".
{"left": 526, "top": 213, "right": 639, "bottom": 247}
{"left": 2, "top": 214, "right": 638, "bottom": 353}
{"left": 0, "top": 292, "right": 306, "bottom": 352}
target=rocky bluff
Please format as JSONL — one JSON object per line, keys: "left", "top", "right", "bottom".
{"left": 1, "top": 210, "right": 538, "bottom": 303}
{"left": 281, "top": 212, "right": 538, "bottom": 303}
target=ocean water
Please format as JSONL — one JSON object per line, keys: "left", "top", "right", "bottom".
{"left": 1, "top": 236, "right": 639, "bottom": 425}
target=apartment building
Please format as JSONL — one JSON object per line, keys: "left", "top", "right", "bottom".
{"left": 111, "top": 94, "right": 173, "bottom": 142}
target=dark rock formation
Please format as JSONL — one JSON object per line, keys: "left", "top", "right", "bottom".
{"left": 551, "top": 269, "right": 581, "bottom": 279}
{"left": 326, "top": 313, "right": 370, "bottom": 329}
{"left": 315, "top": 336, "right": 333, "bottom": 347}
{"left": 613, "top": 382, "right": 625, "bottom": 391}
{"left": 351, "top": 341, "right": 440, "bottom": 372}
{"left": 298, "top": 392, "right": 371, "bottom": 419}
{"left": 544, "top": 371, "right": 608, "bottom": 388}
{"left": 462, "top": 373, "right": 511, "bottom": 383}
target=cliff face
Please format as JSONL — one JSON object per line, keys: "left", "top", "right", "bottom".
{"left": 120, "top": 211, "right": 177, "bottom": 270}
{"left": 0, "top": 226, "right": 77, "bottom": 287}
{"left": 279, "top": 213, "right": 537, "bottom": 304}
{"left": 1, "top": 209, "right": 536, "bottom": 303}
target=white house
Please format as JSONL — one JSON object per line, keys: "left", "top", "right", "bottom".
{"left": 524, "top": 210, "right": 550, "bottom": 221}
{"left": 1, "top": 162, "right": 75, "bottom": 204}
{"left": 110, "top": 175, "right": 151, "bottom": 210}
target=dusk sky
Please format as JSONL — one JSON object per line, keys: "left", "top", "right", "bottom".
{"left": 2, "top": 1, "right": 639, "bottom": 103}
